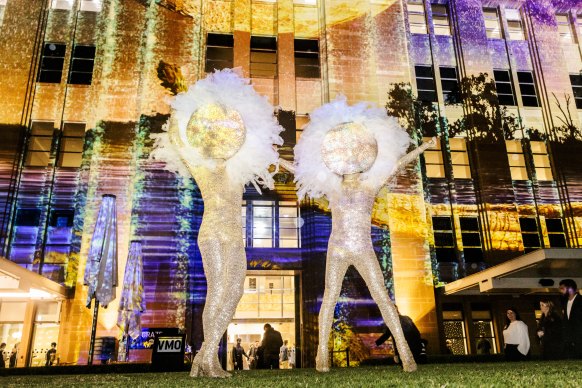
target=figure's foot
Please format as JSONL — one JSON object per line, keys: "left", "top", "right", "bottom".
{"left": 402, "top": 360, "right": 417, "bottom": 373}
{"left": 315, "top": 350, "right": 329, "bottom": 372}
{"left": 190, "top": 352, "right": 203, "bottom": 377}
{"left": 208, "top": 354, "right": 231, "bottom": 378}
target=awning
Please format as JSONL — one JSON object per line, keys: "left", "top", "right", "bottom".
{"left": 0, "top": 256, "right": 68, "bottom": 300}
{"left": 443, "top": 248, "right": 582, "bottom": 296}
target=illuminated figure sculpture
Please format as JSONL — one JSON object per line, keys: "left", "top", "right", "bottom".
{"left": 152, "top": 69, "right": 283, "bottom": 377}
{"left": 281, "top": 97, "right": 435, "bottom": 373}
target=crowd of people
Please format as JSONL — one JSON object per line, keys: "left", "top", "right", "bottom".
{"left": 502, "top": 279, "right": 582, "bottom": 361}
{"left": 231, "top": 323, "right": 296, "bottom": 371}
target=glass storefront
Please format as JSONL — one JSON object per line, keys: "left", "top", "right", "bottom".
{"left": 0, "top": 301, "right": 26, "bottom": 367}
{"left": 29, "top": 302, "right": 61, "bottom": 366}
{"left": 227, "top": 272, "right": 298, "bottom": 370}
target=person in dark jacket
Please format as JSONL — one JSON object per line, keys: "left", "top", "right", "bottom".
{"left": 261, "top": 323, "right": 283, "bottom": 369}
{"left": 231, "top": 338, "right": 248, "bottom": 370}
{"left": 537, "top": 299, "right": 563, "bottom": 360}
{"left": 248, "top": 341, "right": 260, "bottom": 369}
{"left": 376, "top": 307, "right": 427, "bottom": 364}
{"left": 0, "top": 343, "right": 6, "bottom": 368}
{"left": 559, "top": 279, "right": 582, "bottom": 358}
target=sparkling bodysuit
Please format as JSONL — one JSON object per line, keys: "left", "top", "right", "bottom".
{"left": 316, "top": 176, "right": 417, "bottom": 372}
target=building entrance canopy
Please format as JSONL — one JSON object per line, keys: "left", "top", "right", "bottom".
{"left": 444, "top": 249, "right": 582, "bottom": 296}
{"left": 0, "top": 257, "right": 67, "bottom": 300}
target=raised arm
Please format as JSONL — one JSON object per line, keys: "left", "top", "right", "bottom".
{"left": 395, "top": 136, "right": 437, "bottom": 173}
{"left": 278, "top": 158, "right": 296, "bottom": 174}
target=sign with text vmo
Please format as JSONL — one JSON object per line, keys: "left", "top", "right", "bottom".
{"left": 151, "top": 328, "right": 185, "bottom": 371}
{"left": 157, "top": 337, "right": 184, "bottom": 353}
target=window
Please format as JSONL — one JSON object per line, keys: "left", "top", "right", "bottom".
{"left": 51, "top": 0, "right": 73, "bottom": 10}
{"left": 80, "top": 0, "right": 102, "bottom": 12}
{"left": 530, "top": 141, "right": 553, "bottom": 181}
{"left": 506, "top": 8, "right": 525, "bottom": 40}
{"left": 25, "top": 121, "right": 54, "bottom": 167}
{"left": 407, "top": 1, "right": 427, "bottom": 34}
{"left": 423, "top": 136, "right": 445, "bottom": 178}
{"left": 443, "top": 309, "right": 468, "bottom": 355}
{"left": 279, "top": 201, "right": 301, "bottom": 248}
{"left": 250, "top": 36, "right": 277, "bottom": 78}
{"left": 494, "top": 70, "right": 515, "bottom": 106}
{"left": 38, "top": 43, "right": 66, "bottom": 83}
{"left": 0, "top": 0, "right": 6, "bottom": 27}
{"left": 294, "top": 39, "right": 320, "bottom": 78}
{"left": 15, "top": 208, "right": 42, "bottom": 226}
{"left": 483, "top": 8, "right": 501, "bottom": 39}
{"left": 205, "top": 33, "right": 234, "bottom": 73}
{"left": 415, "top": 65, "right": 437, "bottom": 103}
{"left": 296, "top": 115, "right": 309, "bottom": 143}
{"left": 432, "top": 216, "right": 456, "bottom": 262}
{"left": 460, "top": 217, "right": 483, "bottom": 262}
{"left": 556, "top": 14, "right": 574, "bottom": 43}
{"left": 450, "top": 137, "right": 471, "bottom": 179}
{"left": 243, "top": 200, "right": 301, "bottom": 248}
{"left": 472, "top": 308, "right": 497, "bottom": 354}
{"left": 546, "top": 218, "right": 567, "bottom": 247}
{"left": 440, "top": 66, "right": 460, "bottom": 104}
{"left": 252, "top": 200, "right": 274, "bottom": 248}
{"left": 569, "top": 73, "right": 582, "bottom": 109}
{"left": 234, "top": 275, "right": 295, "bottom": 320}
{"left": 68, "top": 45, "right": 95, "bottom": 85}
{"left": 519, "top": 217, "right": 541, "bottom": 252}
{"left": 506, "top": 140, "right": 528, "bottom": 180}
{"left": 517, "top": 71, "right": 538, "bottom": 107}
{"left": 58, "top": 122, "right": 85, "bottom": 167}
{"left": 431, "top": 4, "right": 451, "bottom": 35}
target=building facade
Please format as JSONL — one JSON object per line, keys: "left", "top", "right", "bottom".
{"left": 0, "top": 0, "right": 581, "bottom": 367}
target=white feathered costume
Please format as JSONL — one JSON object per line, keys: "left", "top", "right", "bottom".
{"left": 294, "top": 96, "right": 411, "bottom": 203}
{"left": 151, "top": 68, "right": 283, "bottom": 189}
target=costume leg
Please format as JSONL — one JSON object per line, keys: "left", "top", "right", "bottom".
{"left": 191, "top": 237, "right": 231, "bottom": 378}
{"left": 197, "top": 242, "right": 246, "bottom": 378}
{"left": 316, "top": 249, "right": 350, "bottom": 372}
{"left": 353, "top": 252, "right": 417, "bottom": 372}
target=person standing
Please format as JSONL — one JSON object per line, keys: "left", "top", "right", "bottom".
{"left": 231, "top": 338, "right": 248, "bottom": 371}
{"left": 9, "top": 343, "right": 18, "bottom": 368}
{"left": 280, "top": 340, "right": 289, "bottom": 369}
{"left": 502, "top": 308, "right": 529, "bottom": 361}
{"left": 559, "top": 279, "right": 582, "bottom": 358}
{"left": 537, "top": 299, "right": 563, "bottom": 360}
{"left": 248, "top": 341, "right": 260, "bottom": 370}
{"left": 0, "top": 343, "right": 6, "bottom": 368}
{"left": 261, "top": 323, "right": 283, "bottom": 369}
{"left": 45, "top": 342, "right": 57, "bottom": 366}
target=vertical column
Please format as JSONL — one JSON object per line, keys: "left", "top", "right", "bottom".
{"left": 234, "top": 0, "right": 251, "bottom": 77}
{"left": 277, "top": 0, "right": 296, "bottom": 112}
{"left": 16, "top": 300, "right": 36, "bottom": 367}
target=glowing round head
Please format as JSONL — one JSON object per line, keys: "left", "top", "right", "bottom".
{"left": 321, "top": 122, "right": 378, "bottom": 175}
{"left": 186, "top": 103, "right": 246, "bottom": 159}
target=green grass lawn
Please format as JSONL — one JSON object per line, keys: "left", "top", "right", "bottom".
{"left": 4, "top": 361, "right": 582, "bottom": 388}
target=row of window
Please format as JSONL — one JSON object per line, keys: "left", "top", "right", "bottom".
{"left": 407, "top": 0, "right": 580, "bottom": 44}
{"left": 38, "top": 43, "right": 95, "bottom": 85}
{"left": 205, "top": 33, "right": 320, "bottom": 79}
{"left": 51, "top": 0, "right": 102, "bottom": 12}
{"left": 443, "top": 305, "right": 497, "bottom": 356}
{"left": 414, "top": 65, "right": 540, "bottom": 107}
{"left": 433, "top": 214, "right": 566, "bottom": 263}
{"left": 25, "top": 121, "right": 85, "bottom": 168}
{"left": 424, "top": 137, "right": 553, "bottom": 181}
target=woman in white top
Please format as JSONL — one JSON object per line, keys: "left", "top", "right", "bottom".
{"left": 503, "top": 308, "right": 530, "bottom": 361}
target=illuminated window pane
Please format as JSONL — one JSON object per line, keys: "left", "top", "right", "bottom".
{"left": 425, "top": 150, "right": 444, "bottom": 164}
{"left": 530, "top": 141, "right": 547, "bottom": 153}
{"left": 253, "top": 238, "right": 273, "bottom": 248}
{"left": 451, "top": 151, "right": 469, "bottom": 165}
{"left": 533, "top": 154, "right": 550, "bottom": 168}
{"left": 449, "top": 137, "right": 467, "bottom": 151}
{"left": 452, "top": 164, "right": 471, "bottom": 179}
{"left": 508, "top": 153, "right": 525, "bottom": 167}
{"left": 557, "top": 14, "right": 574, "bottom": 43}
{"left": 432, "top": 4, "right": 451, "bottom": 36}
{"left": 506, "top": 9, "right": 525, "bottom": 40}
{"left": 253, "top": 206, "right": 273, "bottom": 218}
{"left": 80, "top": 0, "right": 102, "bottom": 12}
{"left": 426, "top": 164, "right": 445, "bottom": 178}
{"left": 536, "top": 167, "right": 553, "bottom": 181}
{"left": 510, "top": 167, "right": 528, "bottom": 180}
{"left": 483, "top": 8, "right": 501, "bottom": 39}
{"left": 51, "top": 0, "right": 73, "bottom": 10}
{"left": 407, "top": 2, "right": 427, "bottom": 34}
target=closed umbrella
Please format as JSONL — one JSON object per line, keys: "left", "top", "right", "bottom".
{"left": 84, "top": 194, "right": 118, "bottom": 365}
{"left": 117, "top": 240, "right": 145, "bottom": 361}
